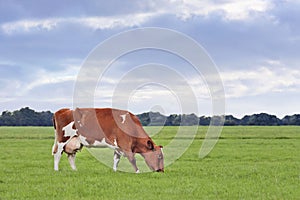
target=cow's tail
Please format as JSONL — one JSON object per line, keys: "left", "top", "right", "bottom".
{"left": 52, "top": 115, "right": 58, "bottom": 155}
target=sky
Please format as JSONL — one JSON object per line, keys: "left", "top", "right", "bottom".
{"left": 0, "top": 0, "right": 299, "bottom": 118}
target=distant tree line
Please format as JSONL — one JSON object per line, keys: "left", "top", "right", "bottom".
{"left": 0, "top": 107, "right": 53, "bottom": 126}
{"left": 0, "top": 107, "right": 300, "bottom": 126}
{"left": 137, "top": 112, "right": 300, "bottom": 126}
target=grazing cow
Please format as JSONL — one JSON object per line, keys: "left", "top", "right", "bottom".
{"left": 52, "top": 108, "right": 164, "bottom": 173}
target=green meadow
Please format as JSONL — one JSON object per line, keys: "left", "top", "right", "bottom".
{"left": 0, "top": 126, "right": 299, "bottom": 199}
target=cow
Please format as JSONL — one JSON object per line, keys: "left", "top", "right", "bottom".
{"left": 51, "top": 108, "right": 164, "bottom": 173}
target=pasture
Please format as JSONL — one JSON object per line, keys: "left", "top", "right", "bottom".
{"left": 0, "top": 126, "right": 299, "bottom": 199}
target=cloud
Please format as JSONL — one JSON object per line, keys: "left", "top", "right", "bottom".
{"left": 222, "top": 61, "right": 300, "bottom": 98}
{"left": 24, "top": 69, "right": 76, "bottom": 94}
{"left": 1, "top": 12, "right": 158, "bottom": 34}
{"left": 0, "top": 60, "right": 80, "bottom": 104}
{"left": 87, "top": 62, "right": 207, "bottom": 114}
{"left": 24, "top": 61, "right": 80, "bottom": 94}
{"left": 1, "top": 0, "right": 275, "bottom": 34}
{"left": 1, "top": 18, "right": 59, "bottom": 34}
{"left": 0, "top": 63, "right": 78, "bottom": 112}
{"left": 169, "top": 0, "right": 273, "bottom": 21}
{"left": 77, "top": 12, "right": 157, "bottom": 30}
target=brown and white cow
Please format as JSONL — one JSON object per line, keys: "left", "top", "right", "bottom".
{"left": 52, "top": 108, "right": 164, "bottom": 173}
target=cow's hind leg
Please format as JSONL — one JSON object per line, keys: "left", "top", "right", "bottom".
{"left": 113, "top": 151, "right": 121, "bottom": 172}
{"left": 68, "top": 153, "right": 77, "bottom": 170}
{"left": 54, "top": 152, "right": 62, "bottom": 171}
{"left": 53, "top": 142, "right": 65, "bottom": 171}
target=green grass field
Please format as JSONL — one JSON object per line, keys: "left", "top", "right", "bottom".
{"left": 0, "top": 126, "right": 299, "bottom": 199}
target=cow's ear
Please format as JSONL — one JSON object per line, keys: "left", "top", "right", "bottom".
{"left": 147, "top": 140, "right": 154, "bottom": 150}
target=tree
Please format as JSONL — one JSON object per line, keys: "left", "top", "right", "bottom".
{"left": 181, "top": 114, "right": 199, "bottom": 126}
{"left": 199, "top": 116, "right": 211, "bottom": 126}
{"left": 281, "top": 115, "right": 300, "bottom": 125}
{"left": 224, "top": 115, "right": 240, "bottom": 126}
{"left": 1, "top": 107, "right": 300, "bottom": 126}
{"left": 148, "top": 112, "right": 167, "bottom": 126}
{"left": 0, "top": 107, "right": 53, "bottom": 126}
{"left": 0, "top": 111, "right": 13, "bottom": 126}
{"left": 137, "top": 112, "right": 151, "bottom": 126}
{"left": 241, "top": 113, "right": 281, "bottom": 126}
{"left": 165, "top": 114, "right": 181, "bottom": 126}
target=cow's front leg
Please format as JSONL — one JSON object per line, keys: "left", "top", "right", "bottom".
{"left": 113, "top": 151, "right": 121, "bottom": 172}
{"left": 67, "top": 153, "right": 77, "bottom": 170}
{"left": 127, "top": 153, "right": 139, "bottom": 173}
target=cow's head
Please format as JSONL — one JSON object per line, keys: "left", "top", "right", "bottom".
{"left": 142, "top": 140, "right": 164, "bottom": 172}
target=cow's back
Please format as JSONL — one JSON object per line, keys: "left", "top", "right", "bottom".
{"left": 95, "top": 108, "right": 148, "bottom": 139}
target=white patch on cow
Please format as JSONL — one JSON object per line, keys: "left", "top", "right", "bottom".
{"left": 78, "top": 135, "right": 90, "bottom": 146}
{"left": 93, "top": 138, "right": 119, "bottom": 149}
{"left": 77, "top": 120, "right": 83, "bottom": 127}
{"left": 57, "top": 142, "right": 65, "bottom": 153}
{"left": 78, "top": 136, "right": 119, "bottom": 150}
{"left": 120, "top": 113, "right": 129, "bottom": 124}
{"left": 113, "top": 139, "right": 118, "bottom": 147}
{"left": 62, "top": 121, "right": 77, "bottom": 137}
{"left": 93, "top": 139, "right": 106, "bottom": 147}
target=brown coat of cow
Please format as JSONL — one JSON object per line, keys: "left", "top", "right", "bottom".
{"left": 52, "top": 108, "right": 164, "bottom": 173}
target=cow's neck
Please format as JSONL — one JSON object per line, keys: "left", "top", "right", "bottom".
{"left": 133, "top": 138, "right": 150, "bottom": 154}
